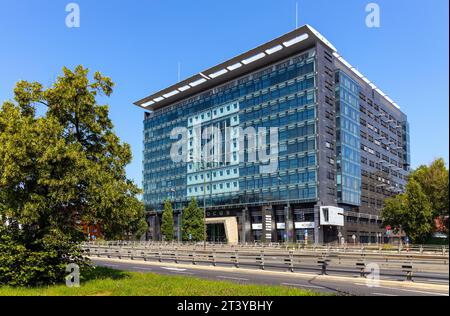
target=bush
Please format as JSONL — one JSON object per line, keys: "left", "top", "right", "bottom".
{"left": 0, "top": 227, "right": 89, "bottom": 287}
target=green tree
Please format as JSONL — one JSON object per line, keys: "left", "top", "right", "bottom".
{"left": 382, "top": 179, "right": 433, "bottom": 243}
{"left": 161, "top": 200, "right": 174, "bottom": 241}
{"left": 0, "top": 66, "right": 147, "bottom": 285}
{"left": 381, "top": 193, "right": 407, "bottom": 234}
{"left": 182, "top": 198, "right": 205, "bottom": 242}
{"left": 404, "top": 179, "right": 434, "bottom": 243}
{"left": 410, "top": 158, "right": 449, "bottom": 227}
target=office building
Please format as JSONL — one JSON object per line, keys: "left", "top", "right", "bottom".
{"left": 134, "top": 25, "right": 410, "bottom": 244}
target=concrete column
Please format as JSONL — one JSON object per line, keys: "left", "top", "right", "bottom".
{"left": 314, "top": 205, "right": 323, "bottom": 245}
{"left": 285, "top": 203, "right": 294, "bottom": 243}
{"left": 241, "top": 206, "right": 250, "bottom": 243}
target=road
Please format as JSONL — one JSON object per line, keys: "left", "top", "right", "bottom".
{"left": 92, "top": 257, "right": 449, "bottom": 297}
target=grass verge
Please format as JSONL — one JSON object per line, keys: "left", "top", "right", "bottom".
{"left": 0, "top": 267, "right": 327, "bottom": 296}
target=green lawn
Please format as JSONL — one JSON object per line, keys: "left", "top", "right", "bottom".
{"left": 0, "top": 267, "right": 326, "bottom": 296}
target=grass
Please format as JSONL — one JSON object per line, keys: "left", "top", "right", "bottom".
{"left": 0, "top": 267, "right": 326, "bottom": 296}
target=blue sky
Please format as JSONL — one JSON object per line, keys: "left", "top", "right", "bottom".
{"left": 0, "top": 0, "right": 448, "bottom": 187}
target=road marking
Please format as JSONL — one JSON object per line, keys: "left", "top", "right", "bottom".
{"left": 353, "top": 282, "right": 449, "bottom": 296}
{"left": 217, "top": 276, "right": 249, "bottom": 282}
{"left": 173, "top": 271, "right": 195, "bottom": 275}
{"left": 374, "top": 286, "right": 449, "bottom": 296}
{"left": 372, "top": 293, "right": 398, "bottom": 296}
{"left": 427, "top": 279, "right": 449, "bottom": 284}
{"left": 392, "top": 289, "right": 448, "bottom": 296}
{"left": 162, "top": 267, "right": 187, "bottom": 272}
{"left": 133, "top": 267, "right": 153, "bottom": 271}
{"left": 281, "top": 283, "right": 325, "bottom": 289}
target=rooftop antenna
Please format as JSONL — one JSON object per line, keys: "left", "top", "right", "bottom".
{"left": 177, "top": 62, "right": 181, "bottom": 82}
{"left": 295, "top": 2, "right": 299, "bottom": 29}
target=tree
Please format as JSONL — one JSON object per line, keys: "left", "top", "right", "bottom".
{"left": 0, "top": 66, "right": 147, "bottom": 285}
{"left": 381, "top": 193, "right": 407, "bottom": 234}
{"left": 182, "top": 198, "right": 205, "bottom": 242}
{"left": 161, "top": 200, "right": 174, "bottom": 241}
{"left": 404, "top": 179, "right": 434, "bottom": 243}
{"left": 382, "top": 179, "right": 433, "bottom": 243}
{"left": 410, "top": 158, "right": 449, "bottom": 232}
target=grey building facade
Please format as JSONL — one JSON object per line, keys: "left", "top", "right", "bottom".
{"left": 135, "top": 25, "right": 410, "bottom": 244}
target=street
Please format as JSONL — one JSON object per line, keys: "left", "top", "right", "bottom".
{"left": 92, "top": 257, "right": 449, "bottom": 297}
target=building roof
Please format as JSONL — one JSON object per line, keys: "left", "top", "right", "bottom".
{"left": 134, "top": 24, "right": 400, "bottom": 111}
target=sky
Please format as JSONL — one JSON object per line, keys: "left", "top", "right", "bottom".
{"left": 0, "top": 0, "right": 448, "bottom": 188}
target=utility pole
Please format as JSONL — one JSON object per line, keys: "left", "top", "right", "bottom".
{"left": 203, "top": 162, "right": 207, "bottom": 249}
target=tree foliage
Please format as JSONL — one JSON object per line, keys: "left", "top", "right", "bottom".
{"left": 0, "top": 226, "right": 88, "bottom": 287}
{"left": 381, "top": 159, "right": 448, "bottom": 243}
{"left": 182, "top": 198, "right": 205, "bottom": 242}
{"left": 161, "top": 200, "right": 174, "bottom": 241}
{"left": 0, "top": 66, "right": 146, "bottom": 285}
{"left": 410, "top": 158, "right": 449, "bottom": 220}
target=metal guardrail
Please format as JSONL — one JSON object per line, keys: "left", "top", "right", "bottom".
{"left": 84, "top": 241, "right": 449, "bottom": 256}
{"left": 82, "top": 242, "right": 449, "bottom": 281}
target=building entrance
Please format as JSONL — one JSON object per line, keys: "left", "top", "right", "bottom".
{"left": 207, "top": 223, "right": 227, "bottom": 243}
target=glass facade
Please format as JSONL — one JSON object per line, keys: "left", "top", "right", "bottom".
{"left": 335, "top": 71, "right": 362, "bottom": 206}
{"left": 138, "top": 26, "right": 411, "bottom": 243}
{"left": 143, "top": 48, "right": 318, "bottom": 211}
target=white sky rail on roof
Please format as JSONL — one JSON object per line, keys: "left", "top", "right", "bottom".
{"left": 283, "top": 33, "right": 309, "bottom": 47}
{"left": 305, "top": 24, "right": 337, "bottom": 51}
{"left": 242, "top": 52, "right": 266, "bottom": 65}
{"left": 142, "top": 100, "right": 155, "bottom": 107}
{"left": 163, "top": 90, "right": 180, "bottom": 98}
{"left": 178, "top": 85, "right": 191, "bottom": 92}
{"left": 209, "top": 68, "right": 228, "bottom": 79}
{"left": 136, "top": 24, "right": 401, "bottom": 111}
{"left": 227, "top": 63, "right": 242, "bottom": 71}
{"left": 189, "top": 78, "right": 207, "bottom": 87}
{"left": 332, "top": 52, "right": 401, "bottom": 110}
{"left": 265, "top": 45, "right": 283, "bottom": 55}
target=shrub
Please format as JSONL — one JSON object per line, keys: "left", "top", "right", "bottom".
{"left": 0, "top": 227, "right": 89, "bottom": 287}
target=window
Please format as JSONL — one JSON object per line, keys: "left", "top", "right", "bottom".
{"left": 322, "top": 208, "right": 329, "bottom": 222}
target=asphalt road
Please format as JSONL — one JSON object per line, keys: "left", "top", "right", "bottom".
{"left": 92, "top": 258, "right": 449, "bottom": 297}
